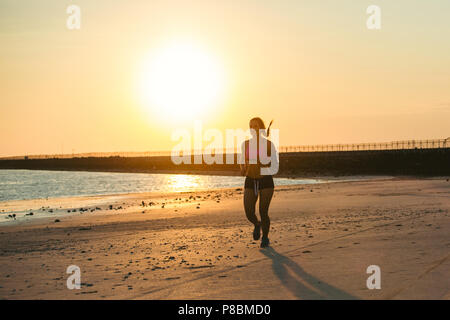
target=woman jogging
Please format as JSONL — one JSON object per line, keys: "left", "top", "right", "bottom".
{"left": 240, "top": 117, "right": 278, "bottom": 248}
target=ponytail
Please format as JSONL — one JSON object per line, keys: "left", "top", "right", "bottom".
{"left": 267, "top": 120, "right": 273, "bottom": 137}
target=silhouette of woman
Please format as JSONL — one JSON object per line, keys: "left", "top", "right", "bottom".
{"left": 240, "top": 117, "right": 278, "bottom": 248}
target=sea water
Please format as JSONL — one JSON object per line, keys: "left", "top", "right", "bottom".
{"left": 0, "top": 169, "right": 326, "bottom": 202}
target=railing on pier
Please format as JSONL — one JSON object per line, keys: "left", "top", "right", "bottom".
{"left": 2, "top": 138, "right": 449, "bottom": 160}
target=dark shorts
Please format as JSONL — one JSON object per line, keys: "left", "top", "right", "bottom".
{"left": 244, "top": 176, "right": 274, "bottom": 190}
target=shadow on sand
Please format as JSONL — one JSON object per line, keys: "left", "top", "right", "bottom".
{"left": 260, "top": 247, "right": 357, "bottom": 300}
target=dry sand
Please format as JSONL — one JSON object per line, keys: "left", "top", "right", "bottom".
{"left": 0, "top": 177, "right": 449, "bottom": 299}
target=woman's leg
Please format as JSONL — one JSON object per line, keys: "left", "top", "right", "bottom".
{"left": 244, "top": 188, "right": 259, "bottom": 226}
{"left": 259, "top": 188, "right": 274, "bottom": 238}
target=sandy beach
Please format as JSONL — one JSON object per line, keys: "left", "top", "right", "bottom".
{"left": 0, "top": 177, "right": 448, "bottom": 300}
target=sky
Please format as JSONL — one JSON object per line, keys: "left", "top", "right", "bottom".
{"left": 1, "top": 0, "right": 449, "bottom": 157}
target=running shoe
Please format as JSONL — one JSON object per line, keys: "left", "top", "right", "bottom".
{"left": 260, "top": 236, "right": 270, "bottom": 248}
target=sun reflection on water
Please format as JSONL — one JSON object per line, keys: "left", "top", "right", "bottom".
{"left": 165, "top": 174, "right": 202, "bottom": 192}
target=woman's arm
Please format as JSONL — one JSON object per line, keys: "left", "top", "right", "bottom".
{"left": 260, "top": 141, "right": 279, "bottom": 176}
{"left": 239, "top": 141, "right": 248, "bottom": 176}
{"left": 240, "top": 164, "right": 247, "bottom": 176}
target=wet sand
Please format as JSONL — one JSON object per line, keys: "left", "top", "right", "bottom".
{"left": 0, "top": 177, "right": 449, "bottom": 299}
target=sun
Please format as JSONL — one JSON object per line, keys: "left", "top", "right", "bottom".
{"left": 140, "top": 41, "right": 226, "bottom": 122}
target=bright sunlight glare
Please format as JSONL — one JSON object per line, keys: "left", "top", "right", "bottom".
{"left": 140, "top": 41, "right": 226, "bottom": 122}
